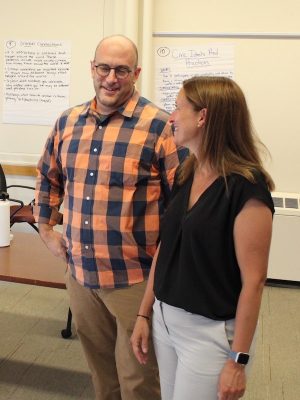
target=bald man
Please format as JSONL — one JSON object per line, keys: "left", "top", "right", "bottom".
{"left": 35, "top": 35, "right": 187, "bottom": 400}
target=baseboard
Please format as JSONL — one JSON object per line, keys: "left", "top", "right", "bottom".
{"left": 266, "top": 278, "right": 300, "bottom": 289}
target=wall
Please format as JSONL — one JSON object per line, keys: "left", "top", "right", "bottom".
{"left": 1, "top": 0, "right": 300, "bottom": 194}
{"left": 0, "top": 0, "right": 106, "bottom": 165}
{"left": 152, "top": 0, "right": 300, "bottom": 193}
{"left": 0, "top": 0, "right": 146, "bottom": 235}
{"left": 0, "top": 0, "right": 146, "bottom": 167}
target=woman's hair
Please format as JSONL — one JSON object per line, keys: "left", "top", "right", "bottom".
{"left": 178, "top": 76, "right": 274, "bottom": 191}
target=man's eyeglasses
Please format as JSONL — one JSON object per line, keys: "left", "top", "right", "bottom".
{"left": 94, "top": 63, "right": 132, "bottom": 80}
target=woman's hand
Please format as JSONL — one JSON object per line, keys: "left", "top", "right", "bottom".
{"left": 217, "top": 359, "right": 246, "bottom": 400}
{"left": 130, "top": 317, "right": 150, "bottom": 365}
{"left": 131, "top": 243, "right": 160, "bottom": 364}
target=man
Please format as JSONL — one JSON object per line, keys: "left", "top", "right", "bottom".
{"left": 34, "top": 35, "right": 186, "bottom": 400}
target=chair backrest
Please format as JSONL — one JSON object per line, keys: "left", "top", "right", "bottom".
{"left": 0, "top": 164, "right": 7, "bottom": 192}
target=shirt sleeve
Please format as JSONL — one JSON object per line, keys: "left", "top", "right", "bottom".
{"left": 33, "top": 121, "right": 64, "bottom": 226}
{"left": 232, "top": 173, "right": 275, "bottom": 217}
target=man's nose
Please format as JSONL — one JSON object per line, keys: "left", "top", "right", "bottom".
{"left": 106, "top": 68, "right": 118, "bottom": 82}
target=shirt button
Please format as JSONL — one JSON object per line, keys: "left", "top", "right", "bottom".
{"left": 85, "top": 245, "right": 89, "bottom": 250}
{"left": 90, "top": 172, "right": 94, "bottom": 176}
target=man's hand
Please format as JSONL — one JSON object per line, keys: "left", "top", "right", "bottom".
{"left": 39, "top": 223, "right": 67, "bottom": 261}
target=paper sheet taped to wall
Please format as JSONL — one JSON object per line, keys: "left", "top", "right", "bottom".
{"left": 154, "top": 44, "right": 234, "bottom": 113}
{"left": 2, "top": 39, "right": 71, "bottom": 126}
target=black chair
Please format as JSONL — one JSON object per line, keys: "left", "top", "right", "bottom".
{"left": 0, "top": 163, "right": 73, "bottom": 338}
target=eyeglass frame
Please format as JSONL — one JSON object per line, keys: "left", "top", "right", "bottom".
{"left": 93, "top": 63, "right": 134, "bottom": 80}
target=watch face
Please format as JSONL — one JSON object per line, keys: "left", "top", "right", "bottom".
{"left": 237, "top": 352, "right": 249, "bottom": 364}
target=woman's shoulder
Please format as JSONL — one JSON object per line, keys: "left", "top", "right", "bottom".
{"left": 227, "top": 171, "right": 274, "bottom": 214}
{"left": 227, "top": 170, "right": 268, "bottom": 188}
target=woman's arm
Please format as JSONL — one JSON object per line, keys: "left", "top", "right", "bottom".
{"left": 131, "top": 243, "right": 161, "bottom": 364}
{"left": 218, "top": 198, "right": 273, "bottom": 400}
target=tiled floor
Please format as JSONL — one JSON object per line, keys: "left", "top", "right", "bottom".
{"left": 0, "top": 281, "right": 299, "bottom": 399}
{"left": 244, "top": 284, "right": 300, "bottom": 400}
{"left": 0, "top": 282, "right": 93, "bottom": 399}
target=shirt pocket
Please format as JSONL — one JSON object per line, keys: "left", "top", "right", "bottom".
{"left": 100, "top": 140, "right": 157, "bottom": 187}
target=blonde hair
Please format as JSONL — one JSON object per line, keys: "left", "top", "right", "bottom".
{"left": 178, "top": 76, "right": 274, "bottom": 191}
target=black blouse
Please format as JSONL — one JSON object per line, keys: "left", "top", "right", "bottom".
{"left": 154, "top": 171, "right": 274, "bottom": 320}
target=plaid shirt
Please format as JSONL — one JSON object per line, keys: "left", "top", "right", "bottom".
{"left": 34, "top": 90, "right": 186, "bottom": 288}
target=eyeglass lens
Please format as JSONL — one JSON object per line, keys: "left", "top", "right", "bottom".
{"left": 95, "top": 64, "right": 131, "bottom": 79}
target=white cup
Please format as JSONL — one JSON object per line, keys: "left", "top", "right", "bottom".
{"left": 0, "top": 200, "right": 11, "bottom": 247}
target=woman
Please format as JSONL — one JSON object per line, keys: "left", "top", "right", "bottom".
{"left": 131, "top": 76, "right": 274, "bottom": 400}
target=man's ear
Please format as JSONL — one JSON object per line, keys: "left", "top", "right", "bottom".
{"left": 90, "top": 60, "right": 95, "bottom": 77}
{"left": 133, "top": 66, "right": 142, "bottom": 83}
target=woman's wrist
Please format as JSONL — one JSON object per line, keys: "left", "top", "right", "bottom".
{"left": 136, "top": 314, "right": 150, "bottom": 320}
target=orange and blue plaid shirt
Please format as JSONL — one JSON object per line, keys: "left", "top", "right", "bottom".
{"left": 34, "top": 91, "right": 187, "bottom": 288}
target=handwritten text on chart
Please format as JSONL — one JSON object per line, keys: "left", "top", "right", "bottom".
{"left": 155, "top": 45, "right": 234, "bottom": 113}
{"left": 3, "top": 40, "right": 71, "bottom": 125}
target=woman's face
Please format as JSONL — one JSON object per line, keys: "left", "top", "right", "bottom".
{"left": 169, "top": 88, "right": 205, "bottom": 154}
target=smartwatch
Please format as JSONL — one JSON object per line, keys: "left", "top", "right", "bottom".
{"left": 228, "top": 350, "right": 249, "bottom": 365}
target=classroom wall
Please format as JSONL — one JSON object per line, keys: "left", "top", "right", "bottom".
{"left": 153, "top": 0, "right": 300, "bottom": 33}
{"left": 0, "top": 0, "right": 107, "bottom": 165}
{"left": 152, "top": 0, "right": 300, "bottom": 193}
{"left": 1, "top": 0, "right": 300, "bottom": 195}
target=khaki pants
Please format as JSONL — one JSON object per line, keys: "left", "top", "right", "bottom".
{"left": 66, "top": 271, "right": 160, "bottom": 400}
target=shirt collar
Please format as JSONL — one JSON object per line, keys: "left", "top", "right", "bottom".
{"left": 117, "top": 89, "right": 140, "bottom": 118}
{"left": 82, "top": 90, "right": 140, "bottom": 120}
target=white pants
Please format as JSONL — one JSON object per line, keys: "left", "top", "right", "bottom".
{"left": 152, "top": 299, "right": 255, "bottom": 400}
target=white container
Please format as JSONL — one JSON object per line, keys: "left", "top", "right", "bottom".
{"left": 0, "top": 199, "right": 10, "bottom": 247}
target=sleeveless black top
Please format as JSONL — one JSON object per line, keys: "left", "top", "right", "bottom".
{"left": 154, "top": 171, "right": 274, "bottom": 320}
